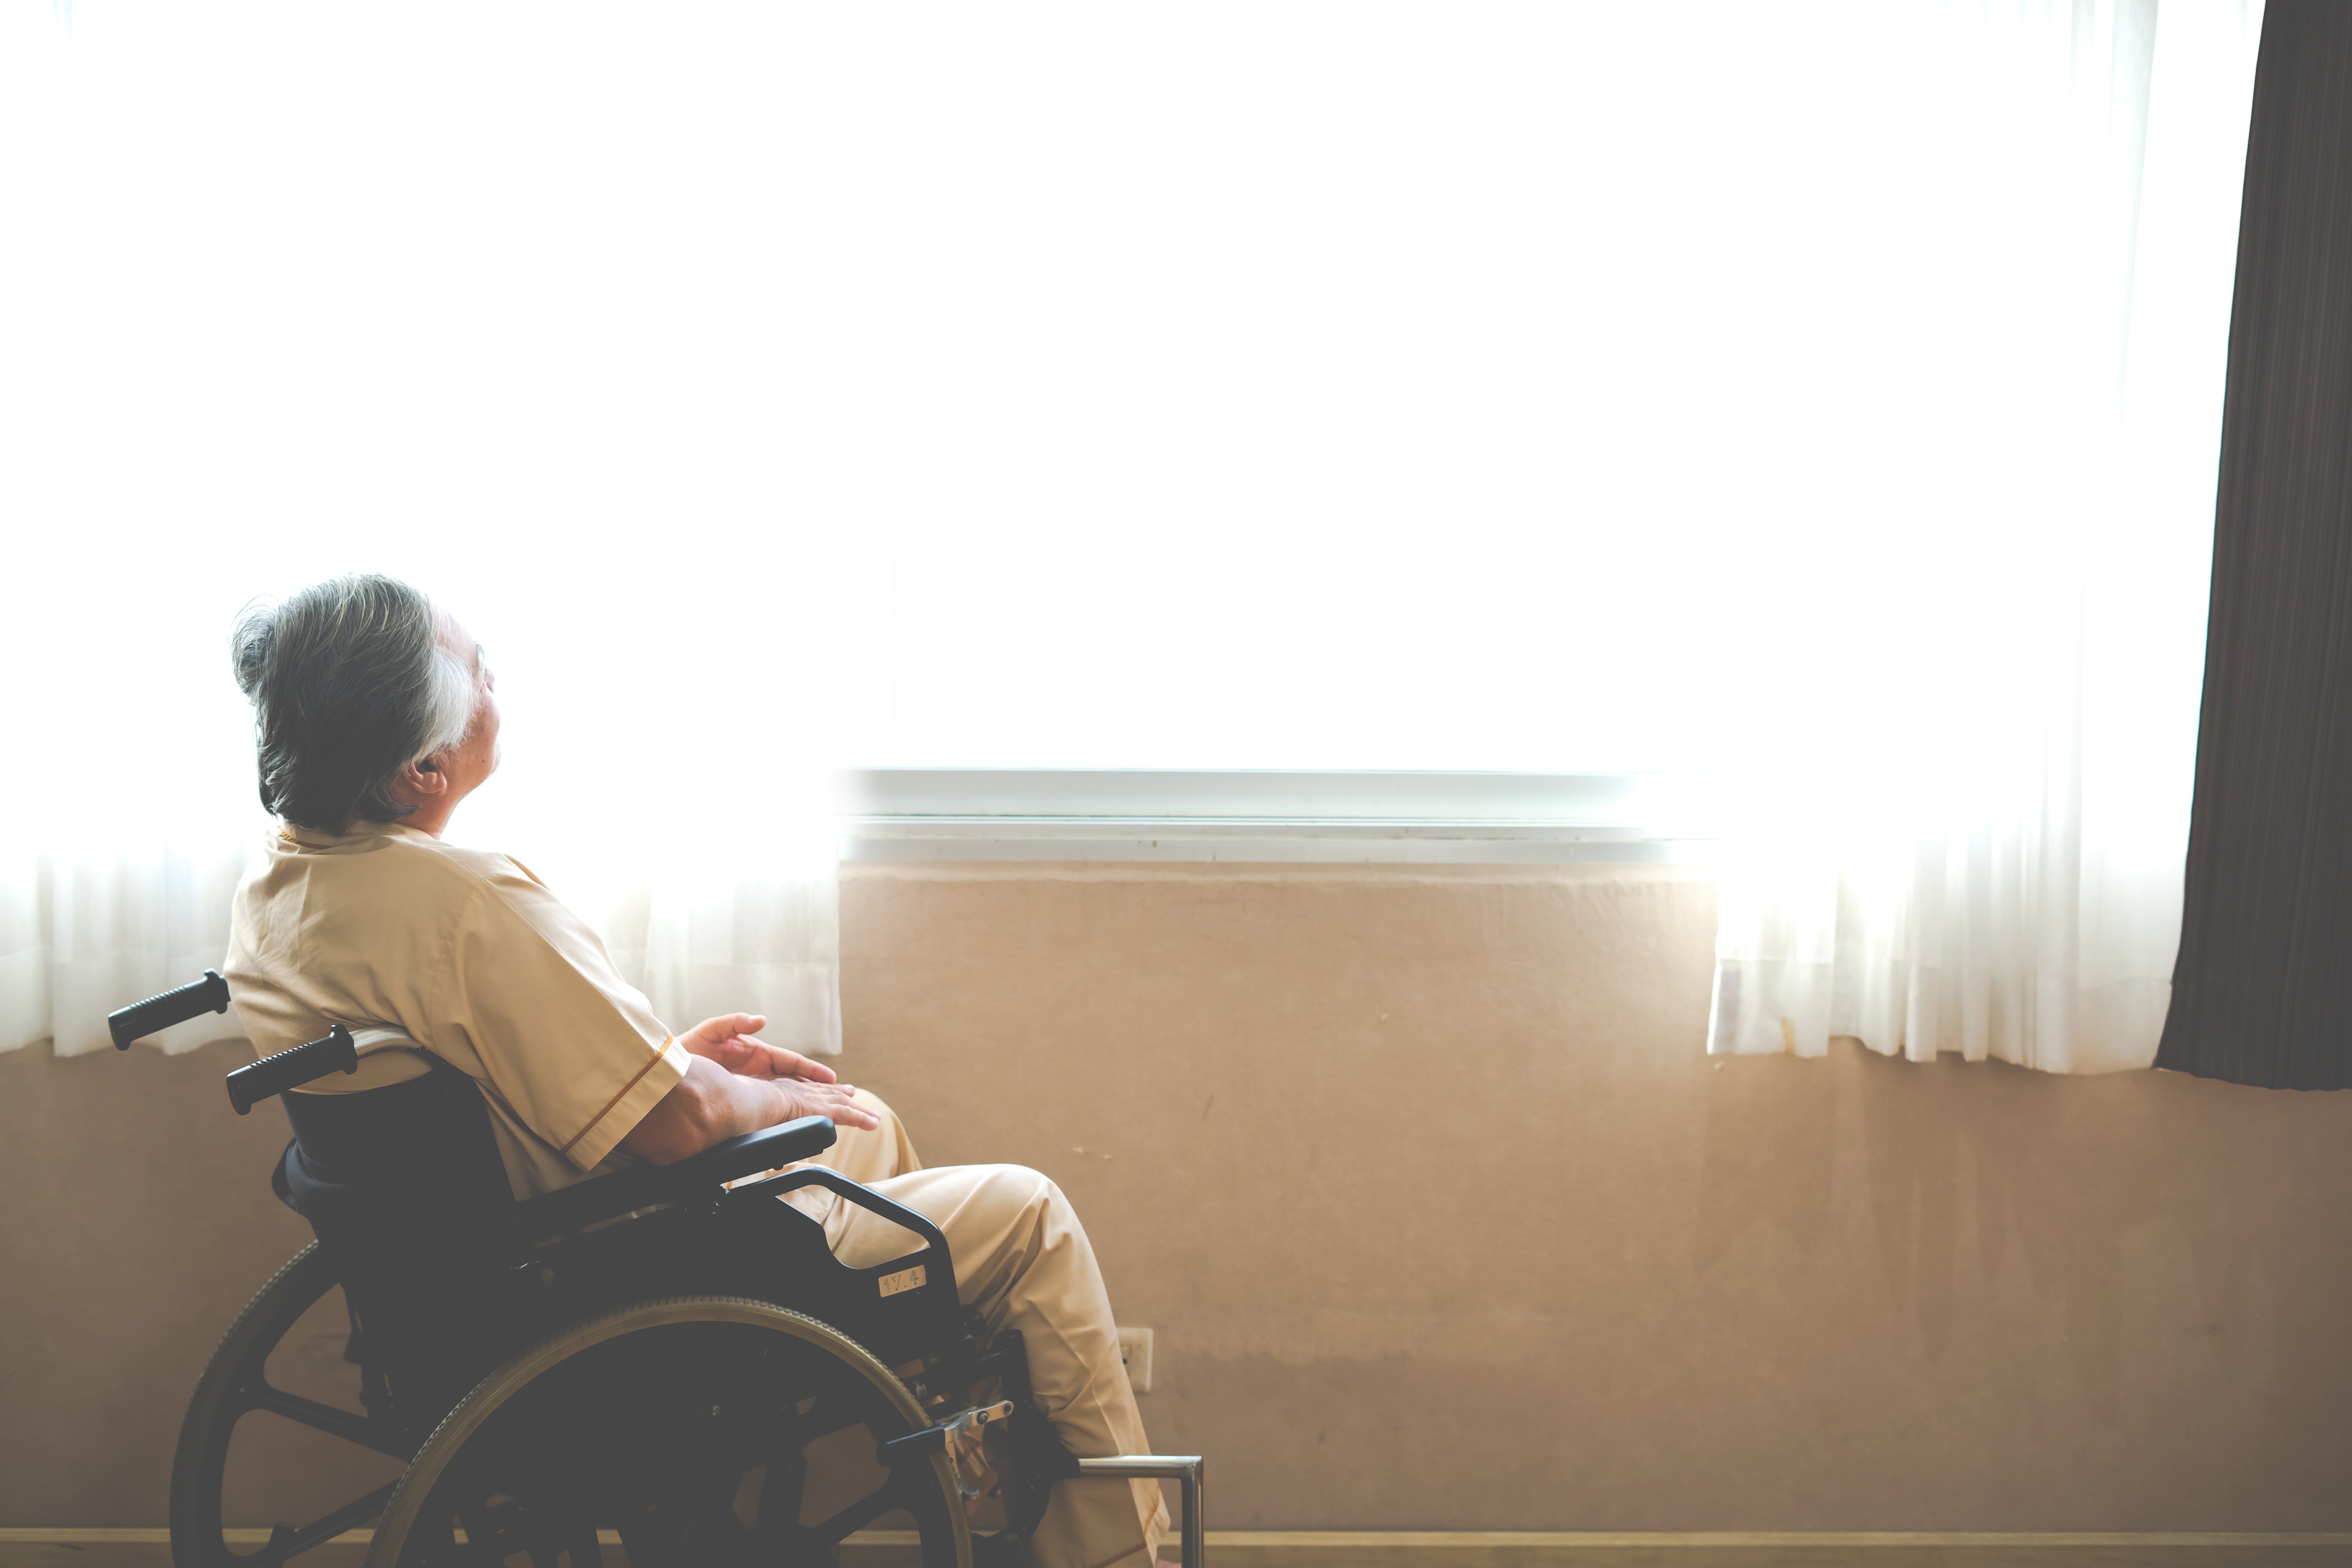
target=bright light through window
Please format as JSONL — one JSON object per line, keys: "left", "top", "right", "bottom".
{"left": 2, "top": 1, "right": 2244, "bottom": 818}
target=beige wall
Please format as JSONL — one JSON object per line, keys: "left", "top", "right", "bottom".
{"left": 5, "top": 862, "right": 2350, "bottom": 1530}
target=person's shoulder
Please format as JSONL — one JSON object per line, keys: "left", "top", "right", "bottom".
{"left": 384, "top": 831, "right": 551, "bottom": 906}
{"left": 263, "top": 826, "right": 540, "bottom": 930}
{"left": 431, "top": 838, "right": 623, "bottom": 983}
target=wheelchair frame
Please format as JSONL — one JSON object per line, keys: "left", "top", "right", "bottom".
{"left": 115, "top": 971, "right": 1204, "bottom": 1568}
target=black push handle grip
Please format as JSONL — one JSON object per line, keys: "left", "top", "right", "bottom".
{"left": 109, "top": 970, "right": 231, "bottom": 1050}
{"left": 225, "top": 1024, "right": 359, "bottom": 1115}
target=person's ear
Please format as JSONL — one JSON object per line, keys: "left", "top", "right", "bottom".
{"left": 394, "top": 757, "right": 451, "bottom": 802}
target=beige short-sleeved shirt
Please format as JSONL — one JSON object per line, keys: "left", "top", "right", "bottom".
{"left": 225, "top": 820, "right": 690, "bottom": 1200}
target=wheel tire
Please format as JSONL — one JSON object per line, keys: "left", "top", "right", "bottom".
{"left": 168, "top": 1244, "right": 349, "bottom": 1568}
{"left": 367, "top": 1296, "right": 970, "bottom": 1568}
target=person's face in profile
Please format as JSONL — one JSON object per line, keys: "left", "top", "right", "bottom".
{"left": 420, "top": 614, "right": 501, "bottom": 806}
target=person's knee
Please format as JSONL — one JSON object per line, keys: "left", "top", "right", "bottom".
{"left": 942, "top": 1163, "right": 1064, "bottom": 1241}
{"left": 967, "top": 1162, "right": 1060, "bottom": 1210}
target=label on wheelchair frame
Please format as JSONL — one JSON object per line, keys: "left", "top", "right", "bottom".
{"left": 879, "top": 1263, "right": 927, "bottom": 1298}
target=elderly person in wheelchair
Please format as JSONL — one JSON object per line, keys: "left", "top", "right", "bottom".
{"left": 128, "top": 573, "right": 1185, "bottom": 1568}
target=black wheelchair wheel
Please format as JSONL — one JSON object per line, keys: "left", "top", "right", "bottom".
{"left": 367, "top": 1296, "right": 970, "bottom": 1568}
{"left": 170, "top": 1243, "right": 416, "bottom": 1568}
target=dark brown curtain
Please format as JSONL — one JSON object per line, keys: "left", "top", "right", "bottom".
{"left": 2156, "top": 0, "right": 2352, "bottom": 1089}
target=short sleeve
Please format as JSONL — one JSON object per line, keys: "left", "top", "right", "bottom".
{"left": 444, "top": 872, "right": 690, "bottom": 1172}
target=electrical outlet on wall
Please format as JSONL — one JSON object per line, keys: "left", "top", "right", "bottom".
{"left": 1116, "top": 1327, "right": 1153, "bottom": 1392}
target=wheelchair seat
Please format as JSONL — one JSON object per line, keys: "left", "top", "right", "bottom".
{"left": 111, "top": 972, "right": 1203, "bottom": 1568}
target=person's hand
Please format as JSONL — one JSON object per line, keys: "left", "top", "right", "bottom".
{"left": 678, "top": 1013, "right": 835, "bottom": 1081}
{"left": 675, "top": 1013, "right": 880, "bottom": 1131}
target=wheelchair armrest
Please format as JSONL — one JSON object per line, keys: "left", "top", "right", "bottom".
{"left": 514, "top": 1115, "right": 838, "bottom": 1240}
{"left": 724, "top": 1164, "right": 963, "bottom": 1344}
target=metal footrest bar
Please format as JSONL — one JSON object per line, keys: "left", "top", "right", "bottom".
{"left": 1073, "top": 1456, "right": 1205, "bottom": 1568}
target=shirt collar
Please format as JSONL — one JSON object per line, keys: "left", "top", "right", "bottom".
{"left": 276, "top": 818, "right": 427, "bottom": 850}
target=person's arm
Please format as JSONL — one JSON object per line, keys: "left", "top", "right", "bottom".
{"left": 619, "top": 1013, "right": 880, "bottom": 1165}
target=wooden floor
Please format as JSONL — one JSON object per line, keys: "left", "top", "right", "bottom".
{"left": 9, "top": 1531, "right": 2352, "bottom": 1568}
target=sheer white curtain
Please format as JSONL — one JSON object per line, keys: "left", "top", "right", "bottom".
{"left": 0, "top": 564, "right": 845, "bottom": 1060}
{"left": 0, "top": 9, "right": 855, "bottom": 1058}
{"left": 0, "top": 559, "right": 846, "bottom": 1060}
{"left": 1708, "top": 1, "right": 2267, "bottom": 1071}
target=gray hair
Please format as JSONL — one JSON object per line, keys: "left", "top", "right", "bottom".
{"left": 229, "top": 574, "right": 479, "bottom": 833}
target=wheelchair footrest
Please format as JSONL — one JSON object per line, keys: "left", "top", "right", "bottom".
{"left": 1076, "top": 1455, "right": 1207, "bottom": 1568}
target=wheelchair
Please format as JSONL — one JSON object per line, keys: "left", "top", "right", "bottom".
{"left": 111, "top": 972, "right": 1203, "bottom": 1568}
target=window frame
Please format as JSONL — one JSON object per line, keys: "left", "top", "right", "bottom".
{"left": 837, "top": 770, "right": 1718, "bottom": 864}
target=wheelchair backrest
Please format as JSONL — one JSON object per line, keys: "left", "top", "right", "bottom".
{"left": 276, "top": 1052, "right": 514, "bottom": 1224}
{"left": 275, "top": 1054, "right": 529, "bottom": 1420}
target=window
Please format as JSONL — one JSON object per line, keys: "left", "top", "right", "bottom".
{"left": 8, "top": 2, "right": 2038, "bottom": 799}
{"left": 3, "top": 4, "right": 2259, "bottom": 1067}
{"left": 4, "top": 2, "right": 2247, "bottom": 857}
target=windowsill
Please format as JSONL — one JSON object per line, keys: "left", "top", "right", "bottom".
{"left": 837, "top": 769, "right": 1718, "bottom": 865}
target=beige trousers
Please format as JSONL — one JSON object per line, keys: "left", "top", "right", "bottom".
{"left": 780, "top": 1091, "right": 1168, "bottom": 1568}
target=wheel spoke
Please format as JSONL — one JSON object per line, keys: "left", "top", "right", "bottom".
{"left": 244, "top": 1383, "right": 414, "bottom": 1459}
{"left": 258, "top": 1481, "right": 401, "bottom": 1564}
{"left": 807, "top": 1481, "right": 904, "bottom": 1549}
